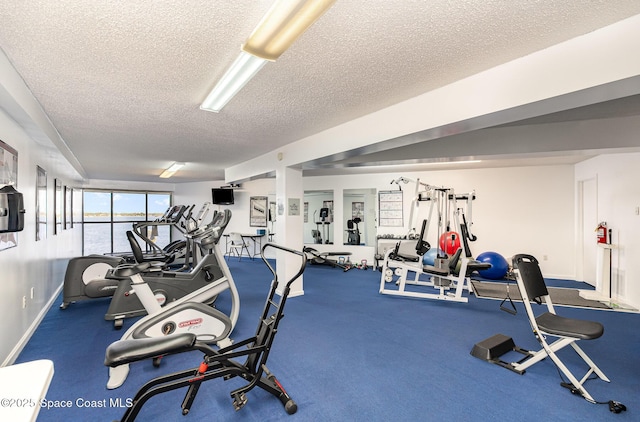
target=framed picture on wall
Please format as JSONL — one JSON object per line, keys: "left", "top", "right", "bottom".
{"left": 36, "top": 166, "right": 47, "bottom": 241}
{"left": 64, "top": 185, "right": 72, "bottom": 229}
{"left": 250, "top": 196, "right": 268, "bottom": 227}
{"left": 352, "top": 201, "right": 364, "bottom": 221}
{"left": 54, "top": 178, "right": 62, "bottom": 234}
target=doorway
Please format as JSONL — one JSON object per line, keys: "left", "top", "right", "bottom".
{"left": 578, "top": 177, "right": 597, "bottom": 286}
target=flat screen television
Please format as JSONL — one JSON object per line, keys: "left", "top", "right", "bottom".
{"left": 212, "top": 188, "right": 234, "bottom": 205}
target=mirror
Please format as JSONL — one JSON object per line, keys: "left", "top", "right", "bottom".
{"left": 303, "top": 190, "right": 334, "bottom": 244}
{"left": 343, "top": 189, "right": 376, "bottom": 246}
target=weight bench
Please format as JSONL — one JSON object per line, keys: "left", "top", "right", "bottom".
{"left": 303, "top": 247, "right": 352, "bottom": 271}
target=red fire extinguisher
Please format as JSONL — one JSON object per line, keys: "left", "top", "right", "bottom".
{"left": 596, "top": 222, "right": 608, "bottom": 244}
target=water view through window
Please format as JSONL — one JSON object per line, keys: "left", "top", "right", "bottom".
{"left": 83, "top": 190, "right": 171, "bottom": 255}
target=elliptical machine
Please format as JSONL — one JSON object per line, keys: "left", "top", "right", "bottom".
{"left": 106, "top": 209, "right": 239, "bottom": 389}
{"left": 104, "top": 210, "right": 233, "bottom": 329}
{"left": 59, "top": 203, "right": 214, "bottom": 313}
{"left": 59, "top": 255, "right": 125, "bottom": 309}
{"left": 59, "top": 204, "right": 196, "bottom": 310}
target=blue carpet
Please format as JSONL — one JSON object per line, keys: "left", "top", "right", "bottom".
{"left": 16, "top": 257, "right": 640, "bottom": 421}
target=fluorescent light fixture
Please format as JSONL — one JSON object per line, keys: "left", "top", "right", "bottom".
{"left": 425, "top": 160, "right": 482, "bottom": 166}
{"left": 200, "top": 0, "right": 335, "bottom": 113}
{"left": 200, "top": 52, "right": 267, "bottom": 113}
{"left": 159, "top": 162, "right": 185, "bottom": 178}
{"left": 242, "top": 0, "right": 337, "bottom": 61}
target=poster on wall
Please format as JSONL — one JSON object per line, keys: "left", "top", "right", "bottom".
{"left": 378, "top": 190, "right": 403, "bottom": 227}
{"left": 0, "top": 140, "right": 19, "bottom": 250}
{"left": 250, "top": 196, "right": 268, "bottom": 227}
{"left": 352, "top": 201, "right": 364, "bottom": 221}
{"left": 36, "top": 166, "right": 47, "bottom": 241}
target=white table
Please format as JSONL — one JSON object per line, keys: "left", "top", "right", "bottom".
{"left": 0, "top": 359, "right": 54, "bottom": 422}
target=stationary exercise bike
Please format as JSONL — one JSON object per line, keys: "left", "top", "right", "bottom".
{"left": 346, "top": 217, "right": 361, "bottom": 245}
{"left": 106, "top": 210, "right": 240, "bottom": 389}
{"left": 104, "top": 243, "right": 305, "bottom": 420}
{"left": 104, "top": 210, "right": 233, "bottom": 329}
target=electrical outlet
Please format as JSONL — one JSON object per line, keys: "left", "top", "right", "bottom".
{"left": 22, "top": 296, "right": 27, "bottom": 309}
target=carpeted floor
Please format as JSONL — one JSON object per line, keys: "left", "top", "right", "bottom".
{"left": 14, "top": 256, "right": 640, "bottom": 421}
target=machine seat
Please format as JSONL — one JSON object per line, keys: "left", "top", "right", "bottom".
{"left": 105, "top": 333, "right": 197, "bottom": 367}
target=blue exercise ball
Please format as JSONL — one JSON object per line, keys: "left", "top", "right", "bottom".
{"left": 422, "top": 248, "right": 444, "bottom": 266}
{"left": 476, "top": 251, "right": 509, "bottom": 280}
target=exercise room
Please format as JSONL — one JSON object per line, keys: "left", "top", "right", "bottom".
{"left": 1, "top": 2, "right": 640, "bottom": 421}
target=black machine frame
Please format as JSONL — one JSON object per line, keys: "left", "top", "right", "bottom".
{"left": 104, "top": 242, "right": 306, "bottom": 421}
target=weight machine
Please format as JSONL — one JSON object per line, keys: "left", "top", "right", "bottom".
{"left": 380, "top": 178, "right": 486, "bottom": 302}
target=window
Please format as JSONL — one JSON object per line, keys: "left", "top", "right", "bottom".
{"left": 83, "top": 190, "right": 171, "bottom": 255}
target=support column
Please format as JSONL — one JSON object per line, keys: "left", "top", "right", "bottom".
{"left": 275, "top": 166, "right": 304, "bottom": 297}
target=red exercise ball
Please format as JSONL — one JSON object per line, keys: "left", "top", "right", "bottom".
{"left": 439, "top": 231, "right": 461, "bottom": 255}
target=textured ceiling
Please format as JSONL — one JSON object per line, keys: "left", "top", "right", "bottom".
{"left": 1, "top": 1, "right": 640, "bottom": 182}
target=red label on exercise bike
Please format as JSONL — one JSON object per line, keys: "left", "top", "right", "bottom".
{"left": 179, "top": 318, "right": 203, "bottom": 328}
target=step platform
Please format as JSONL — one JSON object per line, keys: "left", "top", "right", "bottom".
{"left": 470, "top": 333, "right": 532, "bottom": 374}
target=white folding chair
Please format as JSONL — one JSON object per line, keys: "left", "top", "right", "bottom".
{"left": 511, "top": 254, "right": 610, "bottom": 403}
{"left": 227, "top": 233, "right": 250, "bottom": 261}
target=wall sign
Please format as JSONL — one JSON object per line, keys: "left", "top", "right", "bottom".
{"left": 288, "top": 198, "right": 300, "bottom": 216}
{"left": 378, "top": 190, "right": 403, "bottom": 227}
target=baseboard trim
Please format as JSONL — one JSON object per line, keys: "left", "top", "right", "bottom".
{"left": 2, "top": 283, "right": 63, "bottom": 367}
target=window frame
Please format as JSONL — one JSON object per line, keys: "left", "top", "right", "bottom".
{"left": 82, "top": 189, "right": 172, "bottom": 255}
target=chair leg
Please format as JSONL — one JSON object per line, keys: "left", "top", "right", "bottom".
{"left": 570, "top": 342, "right": 610, "bottom": 382}
{"left": 545, "top": 348, "right": 597, "bottom": 403}
{"left": 541, "top": 339, "right": 609, "bottom": 404}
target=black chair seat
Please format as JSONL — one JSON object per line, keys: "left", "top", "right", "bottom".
{"left": 536, "top": 312, "right": 604, "bottom": 340}
{"left": 105, "top": 333, "right": 197, "bottom": 367}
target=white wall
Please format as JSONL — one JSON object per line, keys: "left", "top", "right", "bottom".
{"left": 0, "top": 109, "right": 84, "bottom": 365}
{"left": 304, "top": 165, "right": 575, "bottom": 275}
{"left": 176, "top": 164, "right": 576, "bottom": 276}
{"left": 174, "top": 179, "right": 275, "bottom": 234}
{"left": 575, "top": 153, "right": 640, "bottom": 309}
{"left": 173, "top": 179, "right": 277, "bottom": 258}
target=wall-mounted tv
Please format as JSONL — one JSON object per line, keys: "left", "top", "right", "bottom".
{"left": 212, "top": 188, "right": 234, "bottom": 205}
